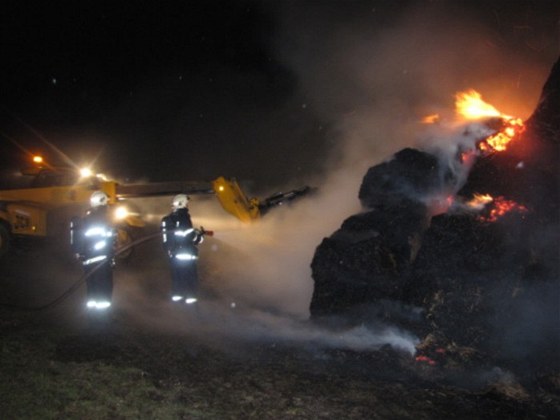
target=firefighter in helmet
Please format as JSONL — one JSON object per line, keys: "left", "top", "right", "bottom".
{"left": 161, "top": 194, "right": 204, "bottom": 304}
{"left": 70, "top": 190, "right": 117, "bottom": 311}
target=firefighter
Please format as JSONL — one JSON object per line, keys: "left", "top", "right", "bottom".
{"left": 70, "top": 190, "right": 116, "bottom": 311}
{"left": 161, "top": 194, "right": 204, "bottom": 305}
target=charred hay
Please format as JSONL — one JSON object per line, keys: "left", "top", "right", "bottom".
{"left": 309, "top": 199, "right": 429, "bottom": 319}
{"left": 358, "top": 148, "right": 452, "bottom": 209}
{"left": 310, "top": 57, "right": 560, "bottom": 372}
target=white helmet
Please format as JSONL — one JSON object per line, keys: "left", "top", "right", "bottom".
{"left": 90, "top": 191, "right": 109, "bottom": 207}
{"left": 172, "top": 194, "right": 189, "bottom": 209}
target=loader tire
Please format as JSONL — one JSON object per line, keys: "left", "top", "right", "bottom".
{"left": 0, "top": 223, "right": 11, "bottom": 259}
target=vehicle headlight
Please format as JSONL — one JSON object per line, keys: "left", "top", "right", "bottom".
{"left": 114, "top": 206, "right": 129, "bottom": 221}
{"left": 80, "top": 167, "right": 93, "bottom": 178}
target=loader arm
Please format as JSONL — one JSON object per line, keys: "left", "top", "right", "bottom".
{"left": 211, "top": 177, "right": 261, "bottom": 223}
{"left": 114, "top": 177, "right": 260, "bottom": 223}
{"left": 115, "top": 181, "right": 214, "bottom": 198}
{"left": 119, "top": 177, "right": 312, "bottom": 223}
{"left": 212, "top": 177, "right": 314, "bottom": 222}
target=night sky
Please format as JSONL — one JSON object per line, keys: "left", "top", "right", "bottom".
{"left": 1, "top": 0, "right": 558, "bottom": 192}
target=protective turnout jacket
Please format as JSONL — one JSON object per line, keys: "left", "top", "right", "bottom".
{"left": 70, "top": 206, "right": 116, "bottom": 266}
{"left": 161, "top": 208, "right": 203, "bottom": 260}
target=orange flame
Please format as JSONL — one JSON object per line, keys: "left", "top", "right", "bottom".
{"left": 478, "top": 196, "right": 528, "bottom": 223}
{"left": 421, "top": 113, "right": 440, "bottom": 124}
{"left": 455, "top": 90, "right": 525, "bottom": 153}
{"left": 479, "top": 118, "right": 525, "bottom": 152}
{"left": 455, "top": 90, "right": 502, "bottom": 119}
{"left": 466, "top": 193, "right": 493, "bottom": 210}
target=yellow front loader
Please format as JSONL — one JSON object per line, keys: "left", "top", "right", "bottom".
{"left": 0, "top": 173, "right": 138, "bottom": 258}
{"left": 0, "top": 165, "right": 311, "bottom": 258}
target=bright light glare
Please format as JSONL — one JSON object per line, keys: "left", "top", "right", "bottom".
{"left": 95, "top": 301, "right": 111, "bottom": 310}
{"left": 33, "top": 155, "right": 43, "bottom": 164}
{"left": 80, "top": 167, "right": 93, "bottom": 178}
{"left": 114, "top": 206, "right": 129, "bottom": 220}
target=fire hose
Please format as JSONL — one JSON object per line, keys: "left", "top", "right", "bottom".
{"left": 0, "top": 227, "right": 213, "bottom": 312}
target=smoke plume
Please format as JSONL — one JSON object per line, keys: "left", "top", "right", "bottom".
{"left": 109, "top": 1, "right": 558, "bottom": 355}
{"left": 14, "top": 1, "right": 557, "bottom": 358}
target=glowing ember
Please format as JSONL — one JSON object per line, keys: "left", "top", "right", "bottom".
{"left": 421, "top": 113, "right": 440, "bottom": 124}
{"left": 429, "top": 195, "right": 455, "bottom": 216}
{"left": 455, "top": 89, "right": 525, "bottom": 153}
{"left": 478, "top": 117, "right": 525, "bottom": 152}
{"left": 459, "top": 149, "right": 477, "bottom": 166}
{"left": 478, "top": 196, "right": 528, "bottom": 223}
{"left": 415, "top": 355, "right": 437, "bottom": 366}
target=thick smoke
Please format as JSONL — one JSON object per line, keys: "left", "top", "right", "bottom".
{"left": 107, "top": 1, "right": 557, "bottom": 355}
{"left": 271, "top": 0, "right": 556, "bottom": 196}
{"left": 97, "top": 191, "right": 419, "bottom": 355}
{"left": 14, "top": 1, "right": 557, "bottom": 358}
{"left": 217, "top": 0, "right": 557, "bottom": 314}
{"left": 180, "top": 1, "right": 557, "bottom": 354}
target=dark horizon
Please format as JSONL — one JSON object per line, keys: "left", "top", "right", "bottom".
{"left": 1, "top": 0, "right": 558, "bottom": 191}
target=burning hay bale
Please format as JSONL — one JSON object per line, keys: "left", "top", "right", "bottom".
{"left": 310, "top": 57, "right": 560, "bottom": 371}
{"left": 310, "top": 147, "right": 458, "bottom": 319}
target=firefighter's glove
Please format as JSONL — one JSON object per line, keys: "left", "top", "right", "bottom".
{"left": 192, "top": 229, "right": 199, "bottom": 243}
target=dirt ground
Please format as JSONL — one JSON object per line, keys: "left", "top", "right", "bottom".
{"left": 1, "top": 233, "right": 559, "bottom": 419}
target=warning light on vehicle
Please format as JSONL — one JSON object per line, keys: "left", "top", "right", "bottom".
{"left": 79, "top": 167, "right": 93, "bottom": 178}
{"left": 114, "top": 206, "right": 129, "bottom": 220}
